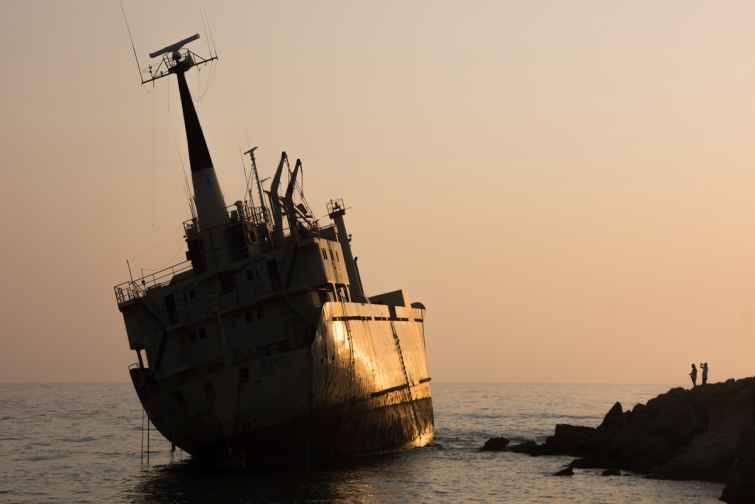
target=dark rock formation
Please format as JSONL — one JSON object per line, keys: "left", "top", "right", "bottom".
{"left": 721, "top": 427, "right": 755, "bottom": 504}
{"left": 508, "top": 440, "right": 545, "bottom": 456}
{"left": 601, "top": 468, "right": 621, "bottom": 476}
{"left": 544, "top": 424, "right": 598, "bottom": 455}
{"left": 480, "top": 437, "right": 509, "bottom": 451}
{"left": 601, "top": 402, "right": 625, "bottom": 431}
{"left": 481, "top": 378, "right": 755, "bottom": 500}
{"left": 553, "top": 465, "right": 574, "bottom": 476}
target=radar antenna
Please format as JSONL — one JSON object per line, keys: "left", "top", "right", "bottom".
{"left": 142, "top": 33, "right": 218, "bottom": 86}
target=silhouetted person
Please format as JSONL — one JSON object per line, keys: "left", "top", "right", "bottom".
{"left": 701, "top": 362, "right": 709, "bottom": 386}
{"left": 690, "top": 363, "right": 698, "bottom": 388}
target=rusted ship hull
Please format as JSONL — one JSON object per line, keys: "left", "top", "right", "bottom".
{"left": 129, "top": 301, "right": 433, "bottom": 464}
{"left": 116, "top": 38, "right": 434, "bottom": 466}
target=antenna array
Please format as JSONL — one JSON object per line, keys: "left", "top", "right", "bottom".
{"left": 120, "top": 4, "right": 219, "bottom": 86}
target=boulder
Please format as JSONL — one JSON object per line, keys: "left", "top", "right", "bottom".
{"left": 509, "top": 440, "right": 545, "bottom": 456}
{"left": 543, "top": 424, "right": 597, "bottom": 455}
{"left": 480, "top": 437, "right": 510, "bottom": 451}
{"left": 553, "top": 465, "right": 574, "bottom": 476}
{"left": 721, "top": 427, "right": 755, "bottom": 503}
{"left": 599, "top": 402, "right": 625, "bottom": 432}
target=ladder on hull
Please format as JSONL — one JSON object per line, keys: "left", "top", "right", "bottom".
{"left": 389, "top": 320, "right": 423, "bottom": 435}
{"left": 140, "top": 406, "right": 150, "bottom": 464}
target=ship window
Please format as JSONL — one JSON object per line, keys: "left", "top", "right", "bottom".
{"left": 189, "top": 290, "right": 196, "bottom": 300}
{"left": 199, "top": 327, "right": 207, "bottom": 339}
{"left": 322, "top": 248, "right": 328, "bottom": 260}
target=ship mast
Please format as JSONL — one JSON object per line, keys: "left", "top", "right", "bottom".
{"left": 244, "top": 147, "right": 269, "bottom": 224}
{"left": 144, "top": 35, "right": 226, "bottom": 231}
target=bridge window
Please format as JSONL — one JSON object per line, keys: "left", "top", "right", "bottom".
{"left": 322, "top": 248, "right": 328, "bottom": 260}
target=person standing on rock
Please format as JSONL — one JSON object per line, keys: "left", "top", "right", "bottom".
{"left": 701, "top": 362, "right": 709, "bottom": 386}
{"left": 690, "top": 363, "right": 698, "bottom": 388}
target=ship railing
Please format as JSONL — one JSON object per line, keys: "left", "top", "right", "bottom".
{"left": 229, "top": 201, "right": 273, "bottom": 229}
{"left": 114, "top": 260, "right": 193, "bottom": 305}
{"left": 182, "top": 203, "right": 274, "bottom": 242}
{"left": 247, "top": 205, "right": 270, "bottom": 227}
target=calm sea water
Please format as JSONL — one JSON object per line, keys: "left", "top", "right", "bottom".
{"left": 0, "top": 383, "right": 723, "bottom": 503}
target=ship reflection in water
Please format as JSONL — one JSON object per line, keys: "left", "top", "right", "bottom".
{"left": 133, "top": 455, "right": 400, "bottom": 503}
{"left": 132, "top": 435, "right": 438, "bottom": 503}
{"left": 129, "top": 383, "right": 726, "bottom": 504}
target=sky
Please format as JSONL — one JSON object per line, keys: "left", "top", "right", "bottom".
{"left": 2, "top": 0, "right": 755, "bottom": 384}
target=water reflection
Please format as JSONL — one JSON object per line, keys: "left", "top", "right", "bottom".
{"left": 3, "top": 384, "right": 726, "bottom": 503}
{"left": 127, "top": 453, "right": 412, "bottom": 504}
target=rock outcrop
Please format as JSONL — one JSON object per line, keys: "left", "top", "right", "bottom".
{"left": 480, "top": 437, "right": 509, "bottom": 451}
{"left": 553, "top": 465, "right": 574, "bottom": 476}
{"left": 483, "top": 378, "right": 755, "bottom": 502}
{"left": 720, "top": 427, "right": 755, "bottom": 504}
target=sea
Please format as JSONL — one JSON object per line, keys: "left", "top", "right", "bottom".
{"left": 0, "top": 383, "right": 724, "bottom": 503}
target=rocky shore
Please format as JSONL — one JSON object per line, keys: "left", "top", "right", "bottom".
{"left": 482, "top": 378, "right": 755, "bottom": 503}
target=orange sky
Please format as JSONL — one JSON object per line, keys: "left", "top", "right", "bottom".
{"left": 2, "top": 0, "right": 755, "bottom": 384}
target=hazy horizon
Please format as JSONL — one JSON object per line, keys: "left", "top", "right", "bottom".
{"left": 3, "top": 0, "right": 755, "bottom": 384}
{"left": 0, "top": 380, "right": 684, "bottom": 389}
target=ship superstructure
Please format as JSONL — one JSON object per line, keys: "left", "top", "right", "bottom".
{"left": 114, "top": 35, "right": 433, "bottom": 463}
